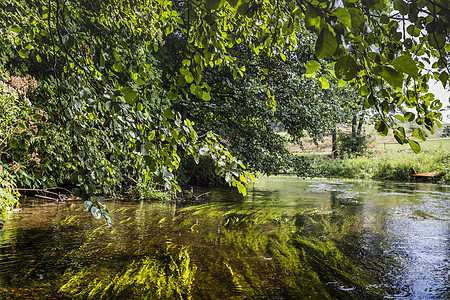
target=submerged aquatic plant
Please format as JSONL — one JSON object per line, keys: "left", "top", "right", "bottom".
{"left": 59, "top": 242, "right": 196, "bottom": 299}
{"left": 180, "top": 201, "right": 390, "bottom": 299}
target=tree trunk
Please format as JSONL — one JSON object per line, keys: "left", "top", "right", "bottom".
{"left": 356, "top": 114, "right": 364, "bottom": 136}
{"left": 351, "top": 115, "right": 358, "bottom": 152}
{"left": 331, "top": 130, "right": 337, "bottom": 159}
{"left": 351, "top": 115, "right": 357, "bottom": 137}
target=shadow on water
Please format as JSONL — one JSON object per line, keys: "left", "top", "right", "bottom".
{"left": 0, "top": 178, "right": 448, "bottom": 299}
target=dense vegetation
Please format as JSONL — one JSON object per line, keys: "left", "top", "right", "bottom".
{"left": 0, "top": 0, "right": 449, "bottom": 221}
{"left": 295, "top": 148, "right": 450, "bottom": 182}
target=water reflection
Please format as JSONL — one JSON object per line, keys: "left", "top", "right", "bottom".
{"left": 0, "top": 178, "right": 448, "bottom": 299}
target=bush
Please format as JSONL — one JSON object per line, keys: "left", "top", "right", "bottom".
{"left": 337, "top": 132, "right": 369, "bottom": 157}
{"left": 442, "top": 126, "right": 450, "bottom": 138}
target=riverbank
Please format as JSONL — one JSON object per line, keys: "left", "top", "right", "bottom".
{"left": 295, "top": 148, "right": 450, "bottom": 183}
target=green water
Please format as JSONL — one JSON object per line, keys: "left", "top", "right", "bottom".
{"left": 0, "top": 178, "right": 448, "bottom": 299}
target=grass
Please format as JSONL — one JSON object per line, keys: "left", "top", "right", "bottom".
{"left": 377, "top": 138, "right": 450, "bottom": 152}
{"left": 285, "top": 124, "right": 450, "bottom": 183}
{"left": 285, "top": 123, "right": 450, "bottom": 154}
{"left": 319, "top": 150, "right": 449, "bottom": 181}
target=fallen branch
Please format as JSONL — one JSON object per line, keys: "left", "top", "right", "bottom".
{"left": 16, "top": 187, "right": 73, "bottom": 202}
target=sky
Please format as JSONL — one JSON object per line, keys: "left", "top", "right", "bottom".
{"left": 429, "top": 80, "right": 450, "bottom": 124}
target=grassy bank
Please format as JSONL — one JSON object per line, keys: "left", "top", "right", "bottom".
{"left": 295, "top": 149, "right": 450, "bottom": 183}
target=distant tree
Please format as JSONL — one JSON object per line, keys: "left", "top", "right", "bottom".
{"left": 442, "top": 126, "right": 450, "bottom": 138}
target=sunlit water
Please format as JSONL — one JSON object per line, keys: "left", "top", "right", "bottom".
{"left": 0, "top": 178, "right": 448, "bottom": 299}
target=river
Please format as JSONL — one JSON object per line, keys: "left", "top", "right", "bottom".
{"left": 0, "top": 178, "right": 449, "bottom": 299}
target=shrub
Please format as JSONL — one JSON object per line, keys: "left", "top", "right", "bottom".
{"left": 337, "top": 132, "right": 369, "bottom": 157}
{"left": 442, "top": 126, "right": 450, "bottom": 138}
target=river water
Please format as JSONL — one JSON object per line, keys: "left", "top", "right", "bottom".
{"left": 0, "top": 178, "right": 448, "bottom": 299}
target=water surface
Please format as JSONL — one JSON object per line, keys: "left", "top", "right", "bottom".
{"left": 0, "top": 178, "right": 448, "bottom": 299}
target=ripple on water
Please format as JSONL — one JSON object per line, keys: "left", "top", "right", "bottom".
{"left": 385, "top": 214, "right": 450, "bottom": 299}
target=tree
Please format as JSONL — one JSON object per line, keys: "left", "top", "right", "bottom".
{"left": 158, "top": 31, "right": 348, "bottom": 175}
{"left": 2, "top": 0, "right": 449, "bottom": 222}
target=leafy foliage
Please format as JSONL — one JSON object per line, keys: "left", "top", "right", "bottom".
{"left": 2, "top": 0, "right": 254, "bottom": 222}
{"left": 298, "top": 149, "right": 450, "bottom": 182}
{"left": 441, "top": 125, "right": 450, "bottom": 138}
{"left": 337, "top": 132, "right": 370, "bottom": 157}
{"left": 1, "top": 0, "right": 448, "bottom": 222}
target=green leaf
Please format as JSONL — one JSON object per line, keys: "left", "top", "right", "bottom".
{"left": 375, "top": 120, "right": 389, "bottom": 136}
{"left": 11, "top": 26, "right": 22, "bottom": 34}
{"left": 202, "top": 91, "right": 211, "bottom": 101}
{"left": 378, "top": 66, "right": 403, "bottom": 88}
{"left": 236, "top": 182, "right": 247, "bottom": 196}
{"left": 428, "top": 33, "right": 446, "bottom": 50}
{"left": 393, "top": 131, "right": 405, "bottom": 144}
{"left": 369, "top": 0, "right": 387, "bottom": 10}
{"left": 408, "top": 139, "right": 421, "bottom": 153}
{"left": 318, "top": 77, "right": 330, "bottom": 89}
{"left": 347, "top": 8, "right": 364, "bottom": 32}
{"left": 366, "top": 94, "right": 376, "bottom": 108}
{"left": 148, "top": 130, "right": 156, "bottom": 141}
{"left": 113, "top": 62, "right": 123, "bottom": 72}
{"left": 407, "top": 25, "right": 420, "bottom": 37}
{"left": 205, "top": 0, "right": 222, "bottom": 10}
{"left": 168, "top": 90, "right": 178, "bottom": 100}
{"left": 412, "top": 128, "right": 426, "bottom": 141}
{"left": 315, "top": 27, "right": 337, "bottom": 59}
{"left": 333, "top": 7, "right": 351, "bottom": 29}
{"left": 404, "top": 112, "right": 415, "bottom": 122}
{"left": 439, "top": 72, "right": 448, "bottom": 88}
{"left": 185, "top": 72, "right": 194, "bottom": 83}
{"left": 391, "top": 55, "right": 418, "bottom": 78}
{"left": 393, "top": 114, "right": 404, "bottom": 122}
{"left": 337, "top": 78, "right": 347, "bottom": 87}
{"left": 122, "top": 87, "right": 137, "bottom": 103}
{"left": 163, "top": 108, "right": 174, "bottom": 119}
{"left": 335, "top": 55, "right": 358, "bottom": 81}
{"left": 394, "top": 0, "right": 409, "bottom": 15}
{"left": 305, "top": 5, "right": 320, "bottom": 29}
{"left": 305, "top": 60, "right": 321, "bottom": 74}
{"left": 359, "top": 86, "right": 370, "bottom": 96}
{"left": 10, "top": 139, "right": 19, "bottom": 148}
{"left": 19, "top": 49, "right": 30, "bottom": 58}
{"left": 380, "top": 14, "right": 389, "bottom": 24}
{"left": 100, "top": 50, "right": 106, "bottom": 67}
{"left": 32, "top": 114, "right": 43, "bottom": 121}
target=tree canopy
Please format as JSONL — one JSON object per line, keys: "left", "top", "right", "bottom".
{"left": 1, "top": 0, "right": 449, "bottom": 222}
